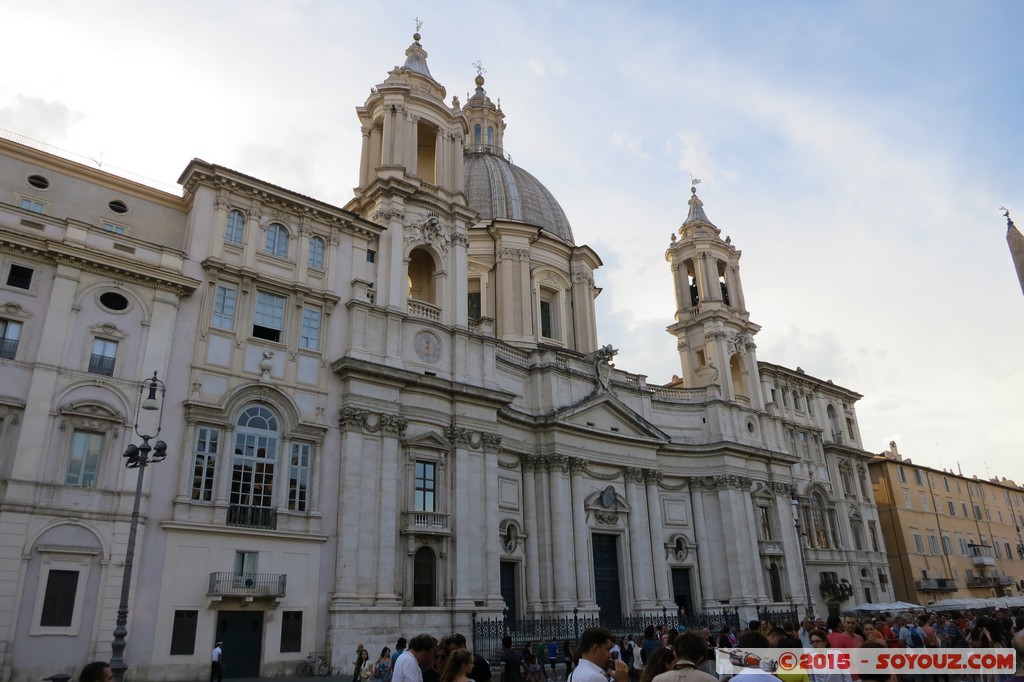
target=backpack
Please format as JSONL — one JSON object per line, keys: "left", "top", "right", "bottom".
{"left": 906, "top": 626, "right": 925, "bottom": 648}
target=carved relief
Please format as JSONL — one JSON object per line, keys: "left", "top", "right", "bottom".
{"left": 594, "top": 512, "right": 620, "bottom": 526}
{"left": 715, "top": 474, "right": 753, "bottom": 490}
{"left": 624, "top": 467, "right": 645, "bottom": 484}
{"left": 766, "top": 481, "right": 798, "bottom": 497}
{"left": 498, "top": 247, "right": 530, "bottom": 261}
{"left": 337, "top": 406, "right": 407, "bottom": 435}
{"left": 444, "top": 425, "right": 502, "bottom": 451}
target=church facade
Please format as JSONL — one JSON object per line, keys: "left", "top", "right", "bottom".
{"left": 0, "top": 33, "right": 890, "bottom": 681}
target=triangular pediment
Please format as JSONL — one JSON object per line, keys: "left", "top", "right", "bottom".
{"left": 549, "top": 393, "right": 668, "bottom": 442}
{"left": 402, "top": 431, "right": 452, "bottom": 452}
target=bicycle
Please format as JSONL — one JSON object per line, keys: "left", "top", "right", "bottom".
{"left": 296, "top": 651, "right": 332, "bottom": 677}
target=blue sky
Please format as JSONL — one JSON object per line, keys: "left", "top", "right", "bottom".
{"left": 2, "top": 0, "right": 1022, "bottom": 481}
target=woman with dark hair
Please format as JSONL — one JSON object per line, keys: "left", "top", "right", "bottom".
{"left": 354, "top": 648, "right": 371, "bottom": 682}
{"left": 375, "top": 648, "right": 392, "bottom": 680}
{"left": 638, "top": 647, "right": 675, "bottom": 682}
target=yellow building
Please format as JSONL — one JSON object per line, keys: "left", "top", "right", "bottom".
{"left": 868, "top": 442, "right": 1024, "bottom": 605}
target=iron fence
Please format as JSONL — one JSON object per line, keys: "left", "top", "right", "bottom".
{"left": 471, "top": 608, "right": 740, "bottom": 664}
{"left": 755, "top": 605, "right": 799, "bottom": 626}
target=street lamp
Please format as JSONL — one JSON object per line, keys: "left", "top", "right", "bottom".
{"left": 110, "top": 372, "right": 168, "bottom": 682}
{"left": 791, "top": 495, "right": 814, "bottom": 619}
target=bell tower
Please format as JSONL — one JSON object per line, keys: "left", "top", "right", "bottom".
{"left": 665, "top": 186, "right": 764, "bottom": 408}
{"left": 346, "top": 30, "right": 477, "bottom": 323}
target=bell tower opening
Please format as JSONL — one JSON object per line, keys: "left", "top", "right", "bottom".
{"left": 416, "top": 119, "right": 438, "bottom": 184}
{"left": 408, "top": 248, "right": 436, "bottom": 304}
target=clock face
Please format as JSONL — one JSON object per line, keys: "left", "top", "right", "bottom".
{"left": 414, "top": 330, "right": 442, "bottom": 363}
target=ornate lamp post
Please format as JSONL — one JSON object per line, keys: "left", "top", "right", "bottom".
{"left": 110, "top": 372, "right": 168, "bottom": 682}
{"left": 791, "top": 495, "right": 814, "bottom": 618}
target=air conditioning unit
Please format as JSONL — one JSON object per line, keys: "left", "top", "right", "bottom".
{"left": 922, "top": 569, "right": 931, "bottom": 579}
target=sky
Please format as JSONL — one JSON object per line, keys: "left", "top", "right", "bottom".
{"left": 2, "top": 0, "right": 1022, "bottom": 482}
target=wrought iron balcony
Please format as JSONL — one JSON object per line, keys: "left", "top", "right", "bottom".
{"left": 88, "top": 353, "right": 116, "bottom": 376}
{"left": 965, "top": 575, "right": 1002, "bottom": 587}
{"left": 208, "top": 572, "right": 286, "bottom": 598}
{"left": 0, "top": 337, "right": 18, "bottom": 360}
{"left": 226, "top": 504, "right": 277, "bottom": 530}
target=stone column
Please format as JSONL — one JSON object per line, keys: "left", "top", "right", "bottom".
{"left": 536, "top": 456, "right": 554, "bottom": 609}
{"left": 522, "top": 455, "right": 542, "bottom": 613}
{"left": 376, "top": 431, "right": 402, "bottom": 602}
{"left": 715, "top": 476, "right": 758, "bottom": 606}
{"left": 731, "top": 265, "right": 747, "bottom": 312}
{"left": 483, "top": 435, "right": 505, "bottom": 606}
{"left": 645, "top": 470, "right": 671, "bottom": 604}
{"left": 359, "top": 125, "right": 372, "bottom": 187}
{"left": 570, "top": 457, "right": 594, "bottom": 607}
{"left": 689, "top": 481, "right": 716, "bottom": 606}
{"left": 625, "top": 467, "right": 656, "bottom": 608}
{"left": 242, "top": 204, "right": 261, "bottom": 270}
{"left": 211, "top": 191, "right": 229, "bottom": 259}
{"left": 549, "top": 455, "right": 575, "bottom": 607}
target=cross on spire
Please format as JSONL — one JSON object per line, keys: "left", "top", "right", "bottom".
{"left": 472, "top": 60, "right": 487, "bottom": 76}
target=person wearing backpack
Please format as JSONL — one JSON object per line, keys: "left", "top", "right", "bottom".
{"left": 897, "top": 615, "right": 926, "bottom": 648}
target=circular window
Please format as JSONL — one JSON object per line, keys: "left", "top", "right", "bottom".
{"left": 746, "top": 420, "right": 756, "bottom": 434}
{"left": 99, "top": 291, "right": 129, "bottom": 311}
{"left": 108, "top": 199, "right": 129, "bottom": 214}
{"left": 27, "top": 174, "right": 51, "bottom": 190}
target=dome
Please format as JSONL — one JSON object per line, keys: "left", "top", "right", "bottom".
{"left": 463, "top": 150, "right": 574, "bottom": 243}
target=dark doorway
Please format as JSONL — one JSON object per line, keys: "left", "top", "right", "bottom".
{"left": 592, "top": 534, "right": 622, "bottom": 627}
{"left": 671, "top": 568, "right": 694, "bottom": 617}
{"left": 768, "top": 563, "right": 783, "bottom": 602}
{"left": 216, "top": 610, "right": 264, "bottom": 678}
{"left": 500, "top": 561, "right": 518, "bottom": 625}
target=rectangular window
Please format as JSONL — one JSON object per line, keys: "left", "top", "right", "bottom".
{"left": 961, "top": 502, "right": 969, "bottom": 517}
{"left": 942, "top": 535, "right": 952, "bottom": 555}
{"left": 1005, "top": 541, "right": 1012, "bottom": 559}
{"left": 914, "top": 469, "right": 924, "bottom": 485}
{"left": 234, "top": 551, "right": 258, "bottom": 577}
{"left": 539, "top": 299, "right": 552, "bottom": 338}
{"left": 467, "top": 291, "right": 482, "bottom": 320}
{"left": 191, "top": 427, "right": 219, "bottom": 502}
{"left": 6, "top": 264, "right": 34, "bottom": 290}
{"left": 281, "top": 611, "right": 302, "bottom": 653}
{"left": 958, "top": 536, "right": 968, "bottom": 556}
{"left": 929, "top": 535, "right": 941, "bottom": 555}
{"left": 170, "top": 610, "right": 198, "bottom": 655}
{"left": 414, "top": 461, "right": 436, "bottom": 512}
{"left": 913, "top": 533, "right": 925, "bottom": 554}
{"left": 948, "top": 500, "right": 956, "bottom": 516}
{"left": 366, "top": 249, "right": 376, "bottom": 263}
{"left": 0, "top": 319, "right": 22, "bottom": 359}
{"left": 898, "top": 466, "right": 906, "bottom": 483}
{"left": 757, "top": 506, "right": 772, "bottom": 540}
{"left": 66, "top": 431, "right": 103, "bottom": 487}
{"left": 102, "top": 222, "right": 127, "bottom": 234}
{"left": 212, "top": 285, "right": 238, "bottom": 330}
{"left": 943, "top": 477, "right": 950, "bottom": 492}
{"left": 288, "top": 443, "right": 310, "bottom": 512}
{"left": 252, "top": 291, "right": 286, "bottom": 342}
{"left": 868, "top": 521, "right": 879, "bottom": 552}
{"left": 806, "top": 394, "right": 814, "bottom": 416}
{"left": 919, "top": 492, "right": 929, "bottom": 511}
{"left": 903, "top": 490, "right": 912, "bottom": 509}
{"left": 299, "top": 307, "right": 321, "bottom": 350}
{"left": 994, "top": 542, "right": 1002, "bottom": 559}
{"left": 974, "top": 505, "right": 982, "bottom": 520}
{"left": 88, "top": 338, "right": 118, "bottom": 376}
{"left": 20, "top": 197, "right": 45, "bottom": 213}
{"left": 40, "top": 569, "right": 79, "bottom": 627}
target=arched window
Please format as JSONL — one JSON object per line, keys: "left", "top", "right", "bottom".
{"left": 474, "top": 125, "right": 481, "bottom": 145}
{"left": 717, "top": 261, "right": 730, "bottom": 306}
{"left": 265, "top": 223, "right": 289, "bottom": 258}
{"left": 229, "top": 406, "right": 279, "bottom": 528}
{"left": 487, "top": 126, "right": 494, "bottom": 145}
{"left": 413, "top": 546, "right": 436, "bottom": 606}
{"left": 827, "top": 404, "right": 842, "bottom": 442}
{"left": 225, "top": 209, "right": 245, "bottom": 245}
{"left": 407, "top": 248, "right": 436, "bottom": 303}
{"left": 308, "top": 237, "right": 325, "bottom": 270}
{"left": 730, "top": 354, "right": 747, "bottom": 399}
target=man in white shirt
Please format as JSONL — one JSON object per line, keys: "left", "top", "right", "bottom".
{"left": 211, "top": 642, "right": 223, "bottom": 682}
{"left": 571, "top": 628, "right": 628, "bottom": 682}
{"left": 392, "top": 634, "right": 438, "bottom": 682}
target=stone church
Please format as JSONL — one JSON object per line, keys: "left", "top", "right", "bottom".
{"left": 0, "top": 31, "right": 890, "bottom": 680}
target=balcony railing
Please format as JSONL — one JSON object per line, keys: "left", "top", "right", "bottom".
{"left": 970, "top": 555, "right": 996, "bottom": 566}
{"left": 408, "top": 299, "right": 441, "bottom": 322}
{"left": 208, "top": 572, "right": 286, "bottom": 598}
{"left": 403, "top": 510, "right": 449, "bottom": 535}
{"left": 966, "top": 575, "right": 1003, "bottom": 587}
{"left": 226, "top": 504, "right": 277, "bottom": 530}
{"left": 0, "top": 337, "right": 18, "bottom": 360}
{"left": 87, "top": 353, "right": 115, "bottom": 376}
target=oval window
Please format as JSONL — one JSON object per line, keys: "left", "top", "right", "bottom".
{"left": 28, "top": 174, "right": 51, "bottom": 190}
{"left": 108, "top": 199, "right": 129, "bottom": 214}
{"left": 99, "top": 292, "right": 129, "bottom": 311}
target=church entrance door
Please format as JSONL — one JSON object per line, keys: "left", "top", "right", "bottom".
{"left": 592, "top": 534, "right": 622, "bottom": 627}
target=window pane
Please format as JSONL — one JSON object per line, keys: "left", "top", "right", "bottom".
{"left": 67, "top": 431, "right": 103, "bottom": 487}
{"left": 308, "top": 237, "right": 325, "bottom": 269}
{"left": 212, "top": 285, "right": 237, "bottom": 330}
{"left": 300, "top": 308, "right": 321, "bottom": 350}
{"left": 0, "top": 319, "right": 21, "bottom": 359}
{"left": 88, "top": 339, "right": 117, "bottom": 375}
{"left": 253, "top": 291, "right": 286, "bottom": 342}
{"left": 288, "top": 443, "right": 310, "bottom": 512}
{"left": 40, "top": 570, "right": 79, "bottom": 627}
{"left": 231, "top": 407, "right": 279, "bottom": 514}
{"left": 266, "top": 223, "right": 288, "bottom": 257}
{"left": 281, "top": 611, "right": 303, "bottom": 652}
{"left": 226, "top": 210, "right": 245, "bottom": 245}
{"left": 191, "top": 427, "right": 219, "bottom": 502}
{"left": 414, "top": 461, "right": 436, "bottom": 512}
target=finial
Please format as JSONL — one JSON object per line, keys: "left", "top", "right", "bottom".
{"left": 690, "top": 175, "right": 702, "bottom": 194}
{"left": 472, "top": 60, "right": 487, "bottom": 77}
{"left": 413, "top": 16, "right": 423, "bottom": 41}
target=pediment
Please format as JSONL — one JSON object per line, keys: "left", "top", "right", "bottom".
{"left": 402, "top": 431, "right": 452, "bottom": 452}
{"left": 549, "top": 393, "right": 668, "bottom": 442}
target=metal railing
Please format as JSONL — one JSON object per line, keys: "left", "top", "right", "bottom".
{"left": 208, "top": 572, "right": 287, "bottom": 598}
{"left": 88, "top": 353, "right": 116, "bottom": 376}
{"left": 226, "top": 504, "right": 278, "bottom": 530}
{"left": 0, "top": 337, "right": 17, "bottom": 360}
{"left": 756, "top": 605, "right": 799, "bottom": 625}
